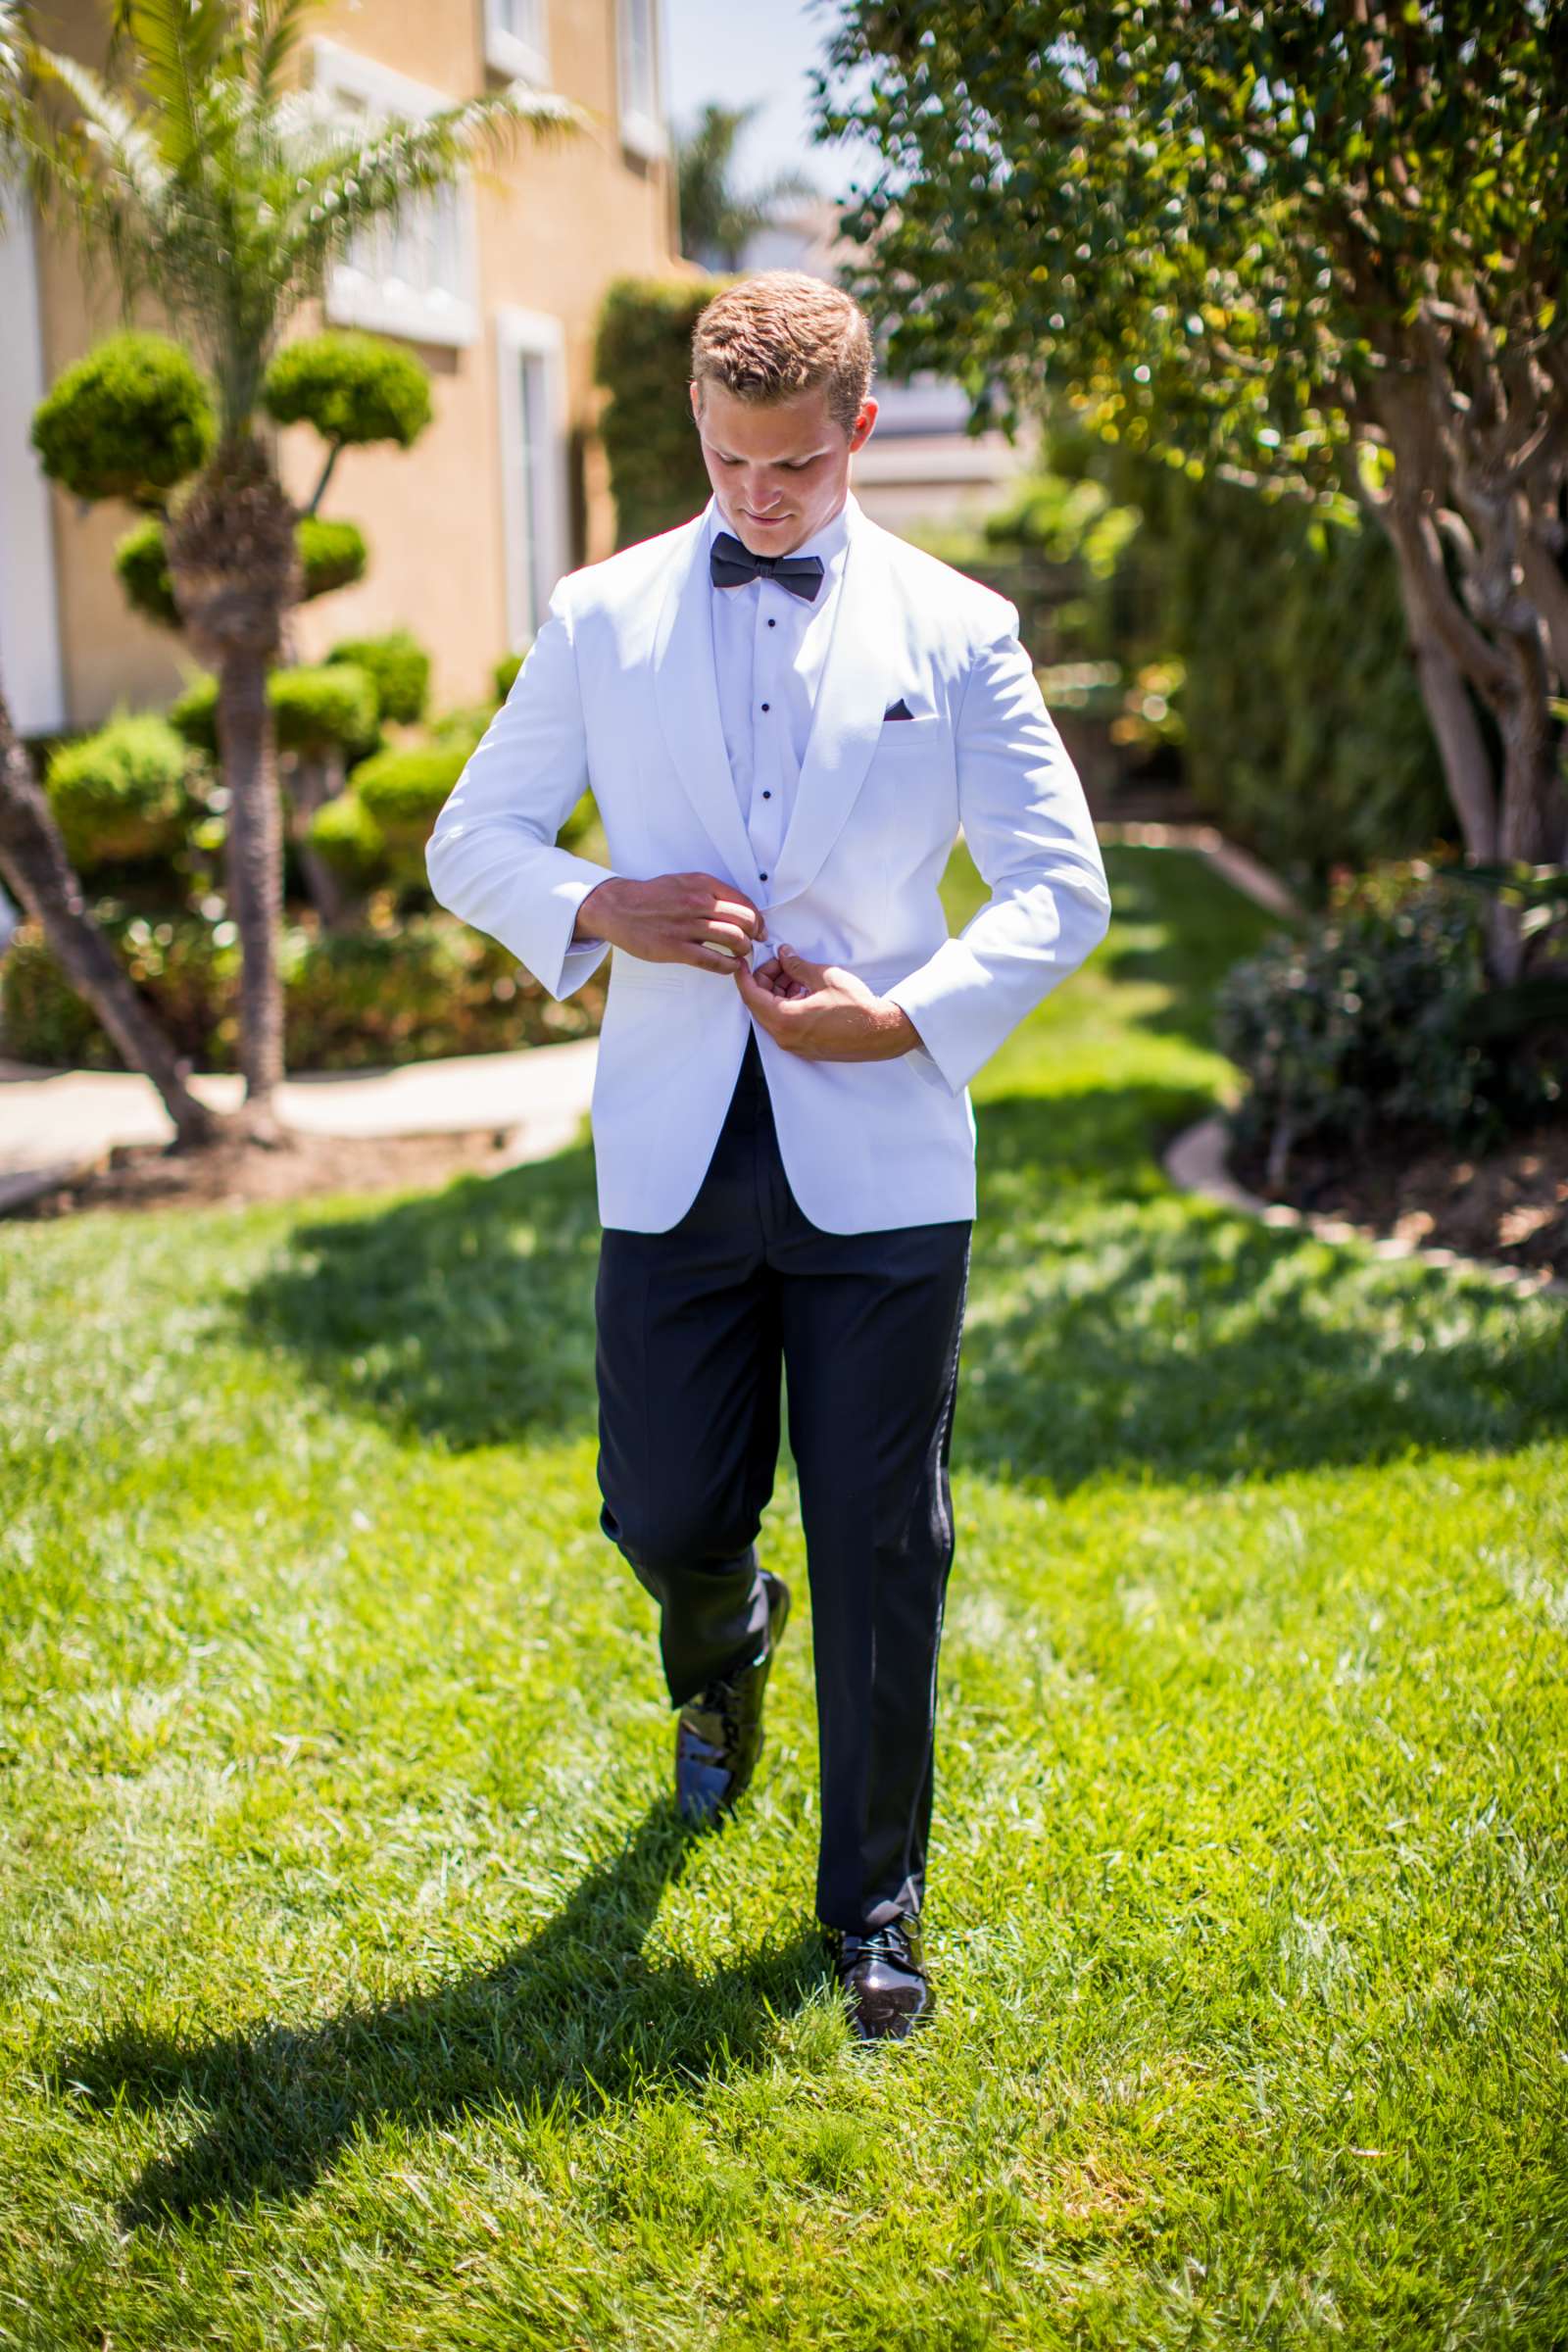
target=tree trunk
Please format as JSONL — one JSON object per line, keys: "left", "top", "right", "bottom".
{"left": 216, "top": 647, "right": 289, "bottom": 1131}
{"left": 0, "top": 677, "right": 225, "bottom": 1150}
{"left": 164, "top": 435, "right": 302, "bottom": 1147}
{"left": 1379, "top": 512, "right": 1499, "bottom": 862}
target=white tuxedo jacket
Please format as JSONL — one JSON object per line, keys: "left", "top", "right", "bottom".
{"left": 425, "top": 491, "right": 1112, "bottom": 1234}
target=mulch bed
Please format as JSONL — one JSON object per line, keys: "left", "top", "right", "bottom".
{"left": 11, "top": 1125, "right": 528, "bottom": 1219}
{"left": 1232, "top": 1119, "right": 1568, "bottom": 1286}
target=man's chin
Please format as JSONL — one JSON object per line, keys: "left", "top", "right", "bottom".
{"left": 725, "top": 511, "right": 802, "bottom": 554}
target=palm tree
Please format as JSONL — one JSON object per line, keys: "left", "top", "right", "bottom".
{"left": 0, "top": 0, "right": 575, "bottom": 1144}
{"left": 676, "top": 101, "right": 813, "bottom": 273}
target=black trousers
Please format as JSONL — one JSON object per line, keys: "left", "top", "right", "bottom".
{"left": 594, "top": 1028, "right": 972, "bottom": 1932}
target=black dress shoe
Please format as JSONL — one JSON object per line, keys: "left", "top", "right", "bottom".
{"left": 833, "top": 1915, "right": 931, "bottom": 2042}
{"left": 674, "top": 1569, "right": 790, "bottom": 1827}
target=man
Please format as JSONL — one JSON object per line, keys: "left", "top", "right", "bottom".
{"left": 426, "top": 272, "right": 1110, "bottom": 2042}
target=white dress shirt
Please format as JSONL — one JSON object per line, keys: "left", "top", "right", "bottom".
{"left": 705, "top": 493, "right": 853, "bottom": 886}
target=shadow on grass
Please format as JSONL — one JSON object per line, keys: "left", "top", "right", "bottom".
{"left": 1092, "top": 843, "right": 1289, "bottom": 1052}
{"left": 239, "top": 1135, "right": 605, "bottom": 1449}
{"left": 53, "top": 1801, "right": 824, "bottom": 2230}
{"left": 236, "top": 1075, "right": 1567, "bottom": 1488}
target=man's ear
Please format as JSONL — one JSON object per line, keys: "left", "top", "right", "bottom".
{"left": 849, "top": 396, "right": 879, "bottom": 454}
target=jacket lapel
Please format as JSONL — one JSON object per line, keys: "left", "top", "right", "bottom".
{"left": 767, "top": 499, "right": 897, "bottom": 906}
{"left": 652, "top": 508, "right": 763, "bottom": 894}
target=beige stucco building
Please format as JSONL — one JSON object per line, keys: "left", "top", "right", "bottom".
{"left": 0, "top": 0, "right": 679, "bottom": 737}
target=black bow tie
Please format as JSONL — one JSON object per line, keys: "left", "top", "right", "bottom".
{"left": 710, "top": 530, "right": 825, "bottom": 602}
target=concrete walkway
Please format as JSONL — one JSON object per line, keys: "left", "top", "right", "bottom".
{"left": 0, "top": 1037, "right": 599, "bottom": 1212}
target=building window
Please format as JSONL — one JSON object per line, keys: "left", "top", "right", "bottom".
{"left": 616, "top": 0, "right": 665, "bottom": 162}
{"left": 494, "top": 309, "right": 568, "bottom": 649}
{"left": 483, "top": 0, "right": 549, "bottom": 85}
{"left": 310, "top": 39, "right": 478, "bottom": 349}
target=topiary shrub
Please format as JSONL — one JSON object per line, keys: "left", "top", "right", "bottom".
{"left": 263, "top": 330, "right": 432, "bottom": 452}
{"left": 44, "top": 713, "right": 196, "bottom": 869}
{"left": 305, "top": 791, "right": 391, "bottom": 891}
{"left": 114, "top": 514, "right": 182, "bottom": 629}
{"left": 115, "top": 511, "right": 370, "bottom": 630}
{"left": 297, "top": 514, "right": 368, "bottom": 600}
{"left": 594, "top": 275, "right": 726, "bottom": 546}
{"left": 169, "top": 662, "right": 379, "bottom": 763}
{"left": 326, "top": 628, "right": 429, "bottom": 725}
{"left": 351, "top": 743, "right": 468, "bottom": 864}
{"left": 1215, "top": 867, "right": 1514, "bottom": 1183}
{"left": 271, "top": 662, "right": 378, "bottom": 759}
{"left": 30, "top": 331, "right": 215, "bottom": 507}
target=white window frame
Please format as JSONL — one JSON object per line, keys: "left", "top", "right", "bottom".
{"left": 482, "top": 0, "right": 549, "bottom": 85}
{"left": 616, "top": 0, "right": 667, "bottom": 163}
{"left": 310, "top": 38, "right": 479, "bottom": 349}
{"left": 494, "top": 308, "right": 569, "bottom": 652}
{"left": 0, "top": 178, "right": 66, "bottom": 734}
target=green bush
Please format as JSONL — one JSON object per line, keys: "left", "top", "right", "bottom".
{"left": 305, "top": 792, "right": 390, "bottom": 890}
{"left": 44, "top": 713, "right": 195, "bottom": 869}
{"left": 594, "top": 275, "right": 725, "bottom": 547}
{"left": 30, "top": 331, "right": 215, "bottom": 506}
{"left": 271, "top": 662, "right": 378, "bottom": 756}
{"left": 1, "top": 908, "right": 606, "bottom": 1071}
{"left": 115, "top": 511, "right": 370, "bottom": 631}
{"left": 1118, "top": 460, "right": 1451, "bottom": 886}
{"left": 170, "top": 662, "right": 380, "bottom": 763}
{"left": 298, "top": 514, "right": 368, "bottom": 600}
{"left": 351, "top": 744, "right": 467, "bottom": 858}
{"left": 327, "top": 628, "right": 429, "bottom": 725}
{"left": 1215, "top": 867, "right": 1520, "bottom": 1176}
{"left": 493, "top": 649, "right": 526, "bottom": 700}
{"left": 114, "top": 515, "right": 182, "bottom": 629}
{"left": 263, "top": 330, "right": 432, "bottom": 451}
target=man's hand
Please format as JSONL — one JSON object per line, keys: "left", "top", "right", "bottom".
{"left": 574, "top": 872, "right": 766, "bottom": 972}
{"left": 734, "top": 943, "right": 922, "bottom": 1061}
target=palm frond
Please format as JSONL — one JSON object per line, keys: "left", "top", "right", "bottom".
{"left": 121, "top": 0, "right": 228, "bottom": 175}
{"left": 277, "top": 82, "right": 580, "bottom": 267}
{"left": 249, "top": 0, "right": 327, "bottom": 107}
{"left": 24, "top": 41, "right": 167, "bottom": 217}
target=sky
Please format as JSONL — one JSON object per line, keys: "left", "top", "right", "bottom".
{"left": 662, "top": 0, "right": 865, "bottom": 202}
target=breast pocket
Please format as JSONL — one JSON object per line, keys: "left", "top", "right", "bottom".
{"left": 873, "top": 714, "right": 946, "bottom": 757}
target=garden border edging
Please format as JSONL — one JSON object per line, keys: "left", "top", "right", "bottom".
{"left": 1163, "top": 1110, "right": 1566, "bottom": 1301}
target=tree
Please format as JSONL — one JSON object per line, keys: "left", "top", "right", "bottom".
{"left": 816, "top": 1, "right": 1568, "bottom": 978}
{"left": 0, "top": 0, "right": 574, "bottom": 1140}
{"left": 676, "top": 100, "right": 812, "bottom": 270}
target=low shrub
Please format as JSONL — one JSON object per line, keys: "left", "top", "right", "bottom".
{"left": 305, "top": 792, "right": 389, "bottom": 890}
{"left": 45, "top": 713, "right": 196, "bottom": 868}
{"left": 1215, "top": 865, "right": 1536, "bottom": 1182}
{"left": 326, "top": 628, "right": 430, "bottom": 725}
{"left": 1, "top": 907, "right": 606, "bottom": 1072}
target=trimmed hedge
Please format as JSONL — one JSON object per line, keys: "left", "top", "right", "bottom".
{"left": 31, "top": 331, "right": 214, "bottom": 506}
{"left": 1, "top": 907, "right": 607, "bottom": 1072}
{"left": 593, "top": 275, "right": 726, "bottom": 547}
{"left": 327, "top": 628, "right": 430, "bottom": 726}
{"left": 1121, "top": 461, "right": 1451, "bottom": 887}
{"left": 45, "top": 713, "right": 196, "bottom": 869}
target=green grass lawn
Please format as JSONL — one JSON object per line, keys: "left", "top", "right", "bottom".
{"left": 3, "top": 843, "right": 1565, "bottom": 2351}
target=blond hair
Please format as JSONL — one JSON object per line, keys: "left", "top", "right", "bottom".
{"left": 691, "top": 271, "right": 874, "bottom": 436}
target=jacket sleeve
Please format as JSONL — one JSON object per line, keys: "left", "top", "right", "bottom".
{"left": 883, "top": 608, "right": 1112, "bottom": 1096}
{"left": 424, "top": 579, "right": 613, "bottom": 1001}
